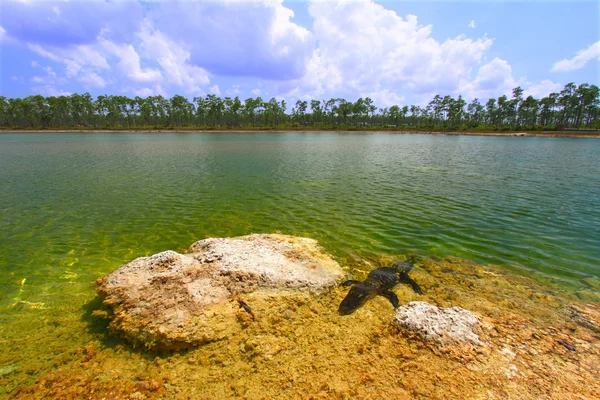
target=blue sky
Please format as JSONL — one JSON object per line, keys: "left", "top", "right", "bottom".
{"left": 0, "top": 0, "right": 598, "bottom": 107}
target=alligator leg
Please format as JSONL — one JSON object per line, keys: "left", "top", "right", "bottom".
{"left": 380, "top": 290, "right": 400, "bottom": 308}
{"left": 399, "top": 273, "right": 424, "bottom": 294}
{"left": 341, "top": 280, "right": 361, "bottom": 287}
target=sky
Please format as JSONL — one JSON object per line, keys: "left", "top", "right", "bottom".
{"left": 0, "top": 0, "right": 598, "bottom": 107}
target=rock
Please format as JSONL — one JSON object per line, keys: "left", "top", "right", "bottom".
{"left": 0, "top": 364, "right": 17, "bottom": 377}
{"left": 393, "top": 301, "right": 485, "bottom": 346}
{"left": 97, "top": 234, "right": 344, "bottom": 350}
{"left": 575, "top": 289, "right": 600, "bottom": 303}
{"left": 581, "top": 276, "right": 600, "bottom": 290}
{"left": 565, "top": 304, "right": 600, "bottom": 334}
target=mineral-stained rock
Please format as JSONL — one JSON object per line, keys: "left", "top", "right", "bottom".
{"left": 393, "top": 301, "right": 485, "bottom": 346}
{"left": 97, "top": 234, "right": 344, "bottom": 350}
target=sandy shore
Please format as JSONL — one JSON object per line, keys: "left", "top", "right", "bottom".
{"left": 1, "top": 128, "right": 599, "bottom": 138}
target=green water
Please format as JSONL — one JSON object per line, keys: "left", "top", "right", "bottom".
{"left": 0, "top": 132, "right": 599, "bottom": 392}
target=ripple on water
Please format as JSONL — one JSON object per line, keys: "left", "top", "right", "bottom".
{"left": 0, "top": 132, "right": 598, "bottom": 301}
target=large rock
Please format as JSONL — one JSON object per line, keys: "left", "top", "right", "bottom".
{"left": 393, "top": 301, "right": 485, "bottom": 347}
{"left": 97, "top": 234, "right": 344, "bottom": 350}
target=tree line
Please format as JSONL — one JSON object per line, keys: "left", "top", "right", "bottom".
{"left": 0, "top": 82, "right": 597, "bottom": 131}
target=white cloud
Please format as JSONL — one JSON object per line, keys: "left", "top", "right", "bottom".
{"left": 30, "top": 64, "right": 59, "bottom": 85}
{"left": 36, "top": 87, "right": 72, "bottom": 97}
{"left": 364, "top": 89, "right": 405, "bottom": 108}
{"left": 28, "top": 44, "right": 62, "bottom": 62}
{"left": 26, "top": 20, "right": 213, "bottom": 95}
{"left": 285, "top": 0, "right": 495, "bottom": 102}
{"left": 138, "top": 21, "right": 210, "bottom": 94}
{"left": 226, "top": 86, "right": 241, "bottom": 96}
{"left": 28, "top": 42, "right": 114, "bottom": 91}
{"left": 29, "top": 63, "right": 69, "bottom": 96}
{"left": 79, "top": 71, "right": 106, "bottom": 88}
{"left": 135, "top": 88, "right": 153, "bottom": 97}
{"left": 524, "top": 79, "right": 562, "bottom": 98}
{"left": 551, "top": 41, "right": 600, "bottom": 72}
{"left": 29, "top": 43, "right": 110, "bottom": 78}
{"left": 149, "top": 0, "right": 312, "bottom": 80}
{"left": 462, "top": 58, "right": 518, "bottom": 100}
{"left": 1, "top": 0, "right": 143, "bottom": 45}
{"left": 5, "top": 0, "right": 566, "bottom": 105}
{"left": 100, "top": 39, "right": 162, "bottom": 83}
{"left": 133, "top": 85, "right": 166, "bottom": 97}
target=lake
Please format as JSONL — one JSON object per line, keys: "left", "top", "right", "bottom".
{"left": 0, "top": 131, "right": 599, "bottom": 394}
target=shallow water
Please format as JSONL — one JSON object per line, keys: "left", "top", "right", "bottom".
{"left": 0, "top": 131, "right": 599, "bottom": 395}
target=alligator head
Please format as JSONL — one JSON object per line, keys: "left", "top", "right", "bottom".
{"left": 338, "top": 283, "right": 374, "bottom": 315}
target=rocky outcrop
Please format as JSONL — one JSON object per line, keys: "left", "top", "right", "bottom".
{"left": 97, "top": 234, "right": 344, "bottom": 350}
{"left": 393, "top": 301, "right": 485, "bottom": 347}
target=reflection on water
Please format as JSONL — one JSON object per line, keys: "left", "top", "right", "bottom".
{"left": 0, "top": 132, "right": 599, "bottom": 395}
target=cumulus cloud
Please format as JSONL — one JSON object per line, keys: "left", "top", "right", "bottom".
{"left": 133, "top": 85, "right": 166, "bottom": 98}
{"left": 551, "top": 41, "right": 600, "bottom": 72}
{"left": 282, "top": 0, "right": 498, "bottom": 103}
{"left": 3, "top": 0, "right": 311, "bottom": 96}
{"left": 138, "top": 22, "right": 210, "bottom": 94}
{"left": 29, "top": 43, "right": 110, "bottom": 77}
{"left": 0, "top": 0, "right": 143, "bottom": 45}
{"left": 0, "top": 0, "right": 566, "bottom": 105}
{"left": 79, "top": 72, "right": 107, "bottom": 89}
{"left": 465, "top": 58, "right": 518, "bottom": 99}
{"left": 364, "top": 89, "right": 405, "bottom": 108}
{"left": 523, "top": 79, "right": 562, "bottom": 98}
{"left": 100, "top": 40, "right": 162, "bottom": 83}
{"left": 148, "top": 0, "right": 312, "bottom": 80}
{"left": 22, "top": 18, "right": 212, "bottom": 95}
{"left": 38, "top": 87, "right": 72, "bottom": 97}
{"left": 468, "top": 20, "right": 476, "bottom": 29}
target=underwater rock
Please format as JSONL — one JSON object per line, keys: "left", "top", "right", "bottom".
{"left": 565, "top": 303, "right": 600, "bottom": 334}
{"left": 581, "top": 276, "right": 600, "bottom": 290}
{"left": 393, "top": 301, "right": 485, "bottom": 346}
{"left": 0, "top": 364, "right": 17, "bottom": 377}
{"left": 97, "top": 234, "right": 344, "bottom": 350}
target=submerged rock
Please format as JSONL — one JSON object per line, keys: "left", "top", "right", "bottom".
{"left": 97, "top": 234, "right": 344, "bottom": 350}
{"left": 565, "top": 303, "right": 600, "bottom": 334}
{"left": 0, "top": 364, "right": 18, "bottom": 377}
{"left": 393, "top": 301, "right": 485, "bottom": 346}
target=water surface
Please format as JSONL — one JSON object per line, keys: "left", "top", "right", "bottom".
{"left": 0, "top": 132, "right": 599, "bottom": 391}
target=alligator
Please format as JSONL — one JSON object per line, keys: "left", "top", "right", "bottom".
{"left": 339, "top": 256, "right": 424, "bottom": 315}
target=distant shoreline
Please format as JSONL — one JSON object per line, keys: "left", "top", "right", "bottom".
{"left": 1, "top": 128, "right": 599, "bottom": 138}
